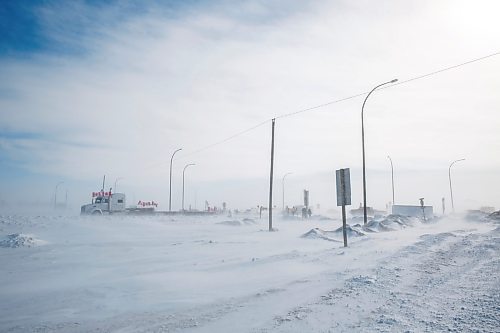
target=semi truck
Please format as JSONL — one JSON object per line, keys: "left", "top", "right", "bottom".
{"left": 80, "top": 190, "right": 159, "bottom": 215}
{"left": 80, "top": 191, "right": 126, "bottom": 215}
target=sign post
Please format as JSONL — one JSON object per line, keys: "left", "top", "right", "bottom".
{"left": 419, "top": 197, "right": 426, "bottom": 221}
{"left": 336, "top": 168, "right": 351, "bottom": 247}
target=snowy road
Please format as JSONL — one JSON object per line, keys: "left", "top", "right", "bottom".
{"left": 0, "top": 214, "right": 498, "bottom": 332}
{"left": 268, "top": 227, "right": 500, "bottom": 333}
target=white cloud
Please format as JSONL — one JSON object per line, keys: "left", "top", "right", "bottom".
{"left": 1, "top": 0, "right": 499, "bottom": 210}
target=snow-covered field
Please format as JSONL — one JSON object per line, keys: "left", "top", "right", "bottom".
{"left": 0, "top": 212, "right": 498, "bottom": 332}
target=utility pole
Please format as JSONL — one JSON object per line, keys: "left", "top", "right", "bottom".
{"left": 268, "top": 118, "right": 275, "bottom": 231}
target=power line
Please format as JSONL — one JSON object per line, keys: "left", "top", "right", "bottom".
{"left": 392, "top": 51, "right": 500, "bottom": 88}
{"left": 171, "top": 51, "right": 500, "bottom": 160}
{"left": 275, "top": 50, "right": 500, "bottom": 119}
{"left": 181, "top": 119, "right": 271, "bottom": 158}
{"left": 275, "top": 91, "right": 367, "bottom": 120}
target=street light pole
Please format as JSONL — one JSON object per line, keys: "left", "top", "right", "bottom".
{"left": 169, "top": 148, "right": 182, "bottom": 212}
{"left": 114, "top": 177, "right": 123, "bottom": 192}
{"left": 54, "top": 181, "right": 64, "bottom": 210}
{"left": 282, "top": 172, "right": 292, "bottom": 211}
{"left": 182, "top": 163, "right": 195, "bottom": 212}
{"left": 449, "top": 158, "right": 465, "bottom": 213}
{"left": 361, "top": 79, "right": 398, "bottom": 225}
{"left": 387, "top": 155, "right": 395, "bottom": 207}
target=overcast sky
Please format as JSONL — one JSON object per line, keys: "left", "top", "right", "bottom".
{"left": 1, "top": 0, "right": 499, "bottom": 213}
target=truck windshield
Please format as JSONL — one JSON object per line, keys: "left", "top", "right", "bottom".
{"left": 94, "top": 197, "right": 108, "bottom": 204}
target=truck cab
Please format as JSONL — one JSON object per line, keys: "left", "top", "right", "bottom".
{"left": 81, "top": 193, "right": 126, "bottom": 215}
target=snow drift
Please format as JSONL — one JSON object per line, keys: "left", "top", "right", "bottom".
{"left": 0, "top": 233, "right": 47, "bottom": 248}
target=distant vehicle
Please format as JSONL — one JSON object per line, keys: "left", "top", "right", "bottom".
{"left": 81, "top": 192, "right": 126, "bottom": 215}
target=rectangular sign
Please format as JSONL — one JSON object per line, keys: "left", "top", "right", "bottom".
{"left": 303, "top": 190, "right": 309, "bottom": 207}
{"left": 336, "top": 168, "right": 351, "bottom": 206}
{"left": 137, "top": 200, "right": 158, "bottom": 208}
{"left": 92, "top": 191, "right": 112, "bottom": 198}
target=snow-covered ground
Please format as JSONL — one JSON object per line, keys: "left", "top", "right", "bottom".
{"left": 0, "top": 212, "right": 498, "bottom": 332}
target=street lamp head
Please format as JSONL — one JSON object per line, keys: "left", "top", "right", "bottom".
{"left": 183, "top": 163, "right": 196, "bottom": 171}
{"left": 450, "top": 158, "right": 466, "bottom": 168}
{"left": 390, "top": 79, "right": 398, "bottom": 83}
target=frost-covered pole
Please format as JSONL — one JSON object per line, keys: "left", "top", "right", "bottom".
{"left": 268, "top": 118, "right": 276, "bottom": 231}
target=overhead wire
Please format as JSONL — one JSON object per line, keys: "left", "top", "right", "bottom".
{"left": 166, "top": 51, "right": 500, "bottom": 162}
{"left": 274, "top": 50, "right": 500, "bottom": 119}
{"left": 181, "top": 118, "right": 271, "bottom": 158}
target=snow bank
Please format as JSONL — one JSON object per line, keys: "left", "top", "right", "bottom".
{"left": 334, "top": 225, "right": 366, "bottom": 237}
{"left": 363, "top": 214, "right": 419, "bottom": 233}
{"left": 0, "top": 233, "right": 47, "bottom": 248}
{"left": 302, "top": 215, "right": 426, "bottom": 242}
{"left": 301, "top": 224, "right": 366, "bottom": 242}
{"left": 487, "top": 211, "right": 500, "bottom": 222}
{"left": 301, "top": 228, "right": 341, "bottom": 242}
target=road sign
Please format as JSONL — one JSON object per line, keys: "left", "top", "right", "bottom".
{"left": 336, "top": 168, "right": 351, "bottom": 206}
{"left": 336, "top": 168, "right": 351, "bottom": 248}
